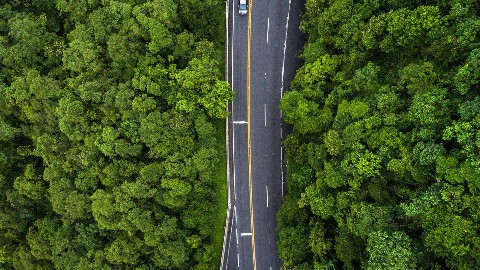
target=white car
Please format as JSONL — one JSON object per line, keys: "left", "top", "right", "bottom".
{"left": 239, "top": 0, "right": 247, "bottom": 15}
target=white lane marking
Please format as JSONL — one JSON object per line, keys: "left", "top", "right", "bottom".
{"left": 234, "top": 206, "right": 239, "bottom": 246}
{"left": 232, "top": 116, "right": 236, "bottom": 205}
{"left": 234, "top": 206, "right": 238, "bottom": 226}
{"left": 280, "top": 0, "right": 292, "bottom": 97}
{"left": 266, "top": 186, "right": 269, "bottom": 208}
{"left": 226, "top": 210, "right": 232, "bottom": 267}
{"left": 226, "top": 1, "right": 229, "bottom": 82}
{"left": 280, "top": 0, "right": 291, "bottom": 201}
{"left": 281, "top": 146, "right": 284, "bottom": 198}
{"left": 223, "top": 2, "right": 231, "bottom": 260}
{"left": 237, "top": 254, "right": 240, "bottom": 268}
{"left": 267, "top": 17, "right": 270, "bottom": 43}
{"left": 231, "top": 0, "right": 236, "bottom": 206}
{"left": 231, "top": 0, "right": 235, "bottom": 91}
{"left": 265, "top": 72, "right": 267, "bottom": 79}
{"left": 235, "top": 226, "right": 239, "bottom": 246}
{"left": 264, "top": 104, "right": 267, "bottom": 126}
{"left": 233, "top": 121, "right": 248, "bottom": 124}
{"left": 241, "top": 232, "right": 252, "bottom": 236}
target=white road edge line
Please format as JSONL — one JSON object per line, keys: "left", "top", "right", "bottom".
{"left": 240, "top": 232, "right": 252, "bottom": 236}
{"left": 267, "top": 17, "right": 270, "bottom": 43}
{"left": 226, "top": 1, "right": 229, "bottom": 82}
{"left": 281, "top": 146, "right": 284, "bottom": 198}
{"left": 279, "top": 0, "right": 291, "bottom": 200}
{"left": 231, "top": 0, "right": 237, "bottom": 206}
{"left": 233, "top": 120, "right": 237, "bottom": 205}
{"left": 221, "top": 2, "right": 231, "bottom": 269}
{"left": 232, "top": 0, "right": 235, "bottom": 92}
{"left": 266, "top": 185, "right": 269, "bottom": 208}
{"left": 233, "top": 119, "right": 236, "bottom": 201}
{"left": 280, "top": 0, "right": 292, "bottom": 98}
{"left": 226, "top": 209, "right": 232, "bottom": 268}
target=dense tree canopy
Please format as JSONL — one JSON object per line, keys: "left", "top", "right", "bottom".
{"left": 279, "top": 0, "right": 480, "bottom": 269}
{"left": 0, "top": 0, "right": 232, "bottom": 269}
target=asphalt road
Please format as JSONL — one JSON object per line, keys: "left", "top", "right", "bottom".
{"left": 225, "top": 0, "right": 304, "bottom": 269}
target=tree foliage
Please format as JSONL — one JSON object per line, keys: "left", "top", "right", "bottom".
{"left": 0, "top": 0, "right": 231, "bottom": 269}
{"left": 279, "top": 0, "right": 480, "bottom": 269}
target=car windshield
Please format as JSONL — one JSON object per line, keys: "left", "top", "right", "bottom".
{"left": 240, "top": 3, "right": 246, "bottom": 9}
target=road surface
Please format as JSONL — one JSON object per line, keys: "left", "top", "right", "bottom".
{"left": 224, "top": 0, "right": 304, "bottom": 269}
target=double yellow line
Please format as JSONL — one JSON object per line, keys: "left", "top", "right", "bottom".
{"left": 246, "top": 0, "right": 256, "bottom": 269}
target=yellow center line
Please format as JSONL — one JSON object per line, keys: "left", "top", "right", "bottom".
{"left": 247, "top": 0, "right": 256, "bottom": 269}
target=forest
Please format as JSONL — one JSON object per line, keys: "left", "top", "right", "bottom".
{"left": 0, "top": 0, "right": 233, "bottom": 269}
{"left": 279, "top": 0, "right": 480, "bottom": 269}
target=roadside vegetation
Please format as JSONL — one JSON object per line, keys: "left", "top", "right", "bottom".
{"left": 279, "top": 0, "right": 480, "bottom": 269}
{"left": 0, "top": 0, "right": 232, "bottom": 269}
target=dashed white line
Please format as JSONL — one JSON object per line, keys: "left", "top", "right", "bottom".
{"left": 264, "top": 104, "right": 267, "bottom": 126}
{"left": 237, "top": 254, "right": 240, "bottom": 268}
{"left": 267, "top": 17, "right": 270, "bottom": 43}
{"left": 241, "top": 232, "right": 252, "bottom": 236}
{"left": 234, "top": 206, "right": 239, "bottom": 246}
{"left": 234, "top": 206, "right": 238, "bottom": 222}
{"left": 266, "top": 186, "right": 269, "bottom": 208}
